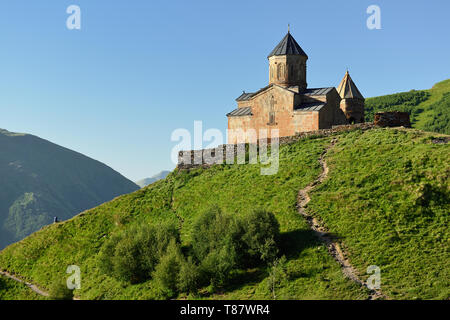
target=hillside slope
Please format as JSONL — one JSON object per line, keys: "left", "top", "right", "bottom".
{"left": 0, "top": 127, "right": 447, "bottom": 300}
{"left": 0, "top": 129, "right": 139, "bottom": 249}
{"left": 365, "top": 79, "right": 450, "bottom": 134}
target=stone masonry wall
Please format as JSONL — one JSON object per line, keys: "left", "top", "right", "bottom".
{"left": 178, "top": 122, "right": 377, "bottom": 170}
{"left": 374, "top": 112, "right": 411, "bottom": 128}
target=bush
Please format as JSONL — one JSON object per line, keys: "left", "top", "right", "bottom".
{"left": 152, "top": 239, "right": 183, "bottom": 298}
{"left": 191, "top": 207, "right": 281, "bottom": 289}
{"left": 177, "top": 256, "right": 200, "bottom": 294}
{"left": 98, "top": 222, "right": 179, "bottom": 283}
{"left": 48, "top": 277, "right": 74, "bottom": 300}
{"left": 191, "top": 207, "right": 243, "bottom": 288}
{"left": 241, "top": 210, "right": 280, "bottom": 264}
{"left": 99, "top": 208, "right": 282, "bottom": 295}
{"left": 191, "top": 207, "right": 243, "bottom": 261}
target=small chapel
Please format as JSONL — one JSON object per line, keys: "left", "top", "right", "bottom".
{"left": 226, "top": 30, "right": 365, "bottom": 143}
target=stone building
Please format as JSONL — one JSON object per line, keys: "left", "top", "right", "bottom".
{"left": 337, "top": 70, "right": 365, "bottom": 123}
{"left": 226, "top": 31, "right": 364, "bottom": 143}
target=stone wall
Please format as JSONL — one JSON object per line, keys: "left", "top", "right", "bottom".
{"left": 374, "top": 112, "right": 411, "bottom": 128}
{"left": 178, "top": 122, "right": 377, "bottom": 170}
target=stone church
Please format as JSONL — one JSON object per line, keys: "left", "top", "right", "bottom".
{"left": 227, "top": 31, "right": 365, "bottom": 143}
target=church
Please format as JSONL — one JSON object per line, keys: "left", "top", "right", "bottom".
{"left": 226, "top": 30, "right": 365, "bottom": 143}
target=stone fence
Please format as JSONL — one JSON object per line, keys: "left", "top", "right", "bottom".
{"left": 177, "top": 122, "right": 377, "bottom": 170}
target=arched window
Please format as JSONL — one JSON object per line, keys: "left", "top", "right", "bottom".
{"left": 268, "top": 95, "right": 276, "bottom": 125}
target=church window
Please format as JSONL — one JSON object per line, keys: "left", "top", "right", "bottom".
{"left": 269, "top": 111, "right": 275, "bottom": 125}
{"left": 268, "top": 95, "right": 276, "bottom": 125}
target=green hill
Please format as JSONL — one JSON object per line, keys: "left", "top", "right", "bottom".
{"left": 0, "top": 127, "right": 447, "bottom": 300}
{"left": 0, "top": 128, "right": 139, "bottom": 249}
{"left": 365, "top": 79, "right": 450, "bottom": 134}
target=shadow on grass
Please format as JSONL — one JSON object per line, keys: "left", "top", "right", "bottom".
{"left": 279, "top": 228, "right": 323, "bottom": 259}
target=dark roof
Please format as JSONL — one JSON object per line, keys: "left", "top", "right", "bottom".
{"left": 294, "top": 102, "right": 326, "bottom": 111}
{"left": 226, "top": 107, "right": 253, "bottom": 117}
{"left": 337, "top": 71, "right": 364, "bottom": 100}
{"left": 236, "top": 92, "right": 255, "bottom": 101}
{"left": 268, "top": 32, "right": 308, "bottom": 58}
{"left": 302, "top": 87, "right": 334, "bottom": 96}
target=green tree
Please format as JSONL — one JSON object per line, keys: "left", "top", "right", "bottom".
{"left": 191, "top": 207, "right": 242, "bottom": 288}
{"left": 152, "top": 239, "right": 184, "bottom": 298}
{"left": 241, "top": 209, "right": 280, "bottom": 264}
{"left": 98, "top": 222, "right": 179, "bottom": 283}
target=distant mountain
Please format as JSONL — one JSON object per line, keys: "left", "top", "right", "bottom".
{"left": 0, "top": 128, "right": 139, "bottom": 249}
{"left": 135, "top": 171, "right": 171, "bottom": 188}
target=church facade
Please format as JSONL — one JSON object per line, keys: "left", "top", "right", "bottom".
{"left": 226, "top": 31, "right": 365, "bottom": 143}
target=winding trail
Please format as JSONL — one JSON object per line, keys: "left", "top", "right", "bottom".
{"left": 297, "top": 138, "right": 387, "bottom": 300}
{"left": 0, "top": 269, "right": 48, "bottom": 297}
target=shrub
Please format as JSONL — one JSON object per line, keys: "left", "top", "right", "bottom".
{"left": 190, "top": 207, "right": 281, "bottom": 289}
{"left": 177, "top": 256, "right": 200, "bottom": 294}
{"left": 267, "top": 256, "right": 288, "bottom": 299}
{"left": 191, "top": 207, "right": 242, "bottom": 288}
{"left": 98, "top": 222, "right": 179, "bottom": 283}
{"left": 152, "top": 239, "right": 183, "bottom": 298}
{"left": 241, "top": 210, "right": 280, "bottom": 264}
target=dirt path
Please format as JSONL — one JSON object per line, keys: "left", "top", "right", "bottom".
{"left": 0, "top": 269, "right": 49, "bottom": 297}
{"left": 297, "top": 138, "right": 387, "bottom": 300}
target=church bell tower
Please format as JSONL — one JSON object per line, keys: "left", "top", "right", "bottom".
{"left": 268, "top": 29, "right": 308, "bottom": 91}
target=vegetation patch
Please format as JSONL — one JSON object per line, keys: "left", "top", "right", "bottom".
{"left": 366, "top": 79, "right": 450, "bottom": 134}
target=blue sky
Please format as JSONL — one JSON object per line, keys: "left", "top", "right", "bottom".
{"left": 0, "top": 0, "right": 449, "bottom": 181}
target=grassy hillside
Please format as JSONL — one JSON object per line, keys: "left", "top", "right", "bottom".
{"left": 0, "top": 128, "right": 139, "bottom": 249}
{"left": 0, "top": 128, "right": 447, "bottom": 300}
{"left": 365, "top": 79, "right": 450, "bottom": 134}
{"left": 0, "top": 275, "right": 46, "bottom": 300}
{"left": 0, "top": 135, "right": 366, "bottom": 300}
{"left": 308, "top": 129, "right": 449, "bottom": 299}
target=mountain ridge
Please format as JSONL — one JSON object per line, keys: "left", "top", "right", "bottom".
{"left": 0, "top": 128, "right": 139, "bottom": 249}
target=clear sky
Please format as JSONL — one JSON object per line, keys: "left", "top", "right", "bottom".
{"left": 0, "top": 0, "right": 449, "bottom": 181}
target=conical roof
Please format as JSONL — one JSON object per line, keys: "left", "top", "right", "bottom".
{"left": 337, "top": 71, "right": 364, "bottom": 100}
{"left": 268, "top": 32, "right": 308, "bottom": 58}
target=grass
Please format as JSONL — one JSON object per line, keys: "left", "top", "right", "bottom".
{"left": 307, "top": 128, "right": 449, "bottom": 299}
{"left": 0, "top": 275, "right": 46, "bottom": 300}
{"left": 0, "top": 136, "right": 366, "bottom": 300}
